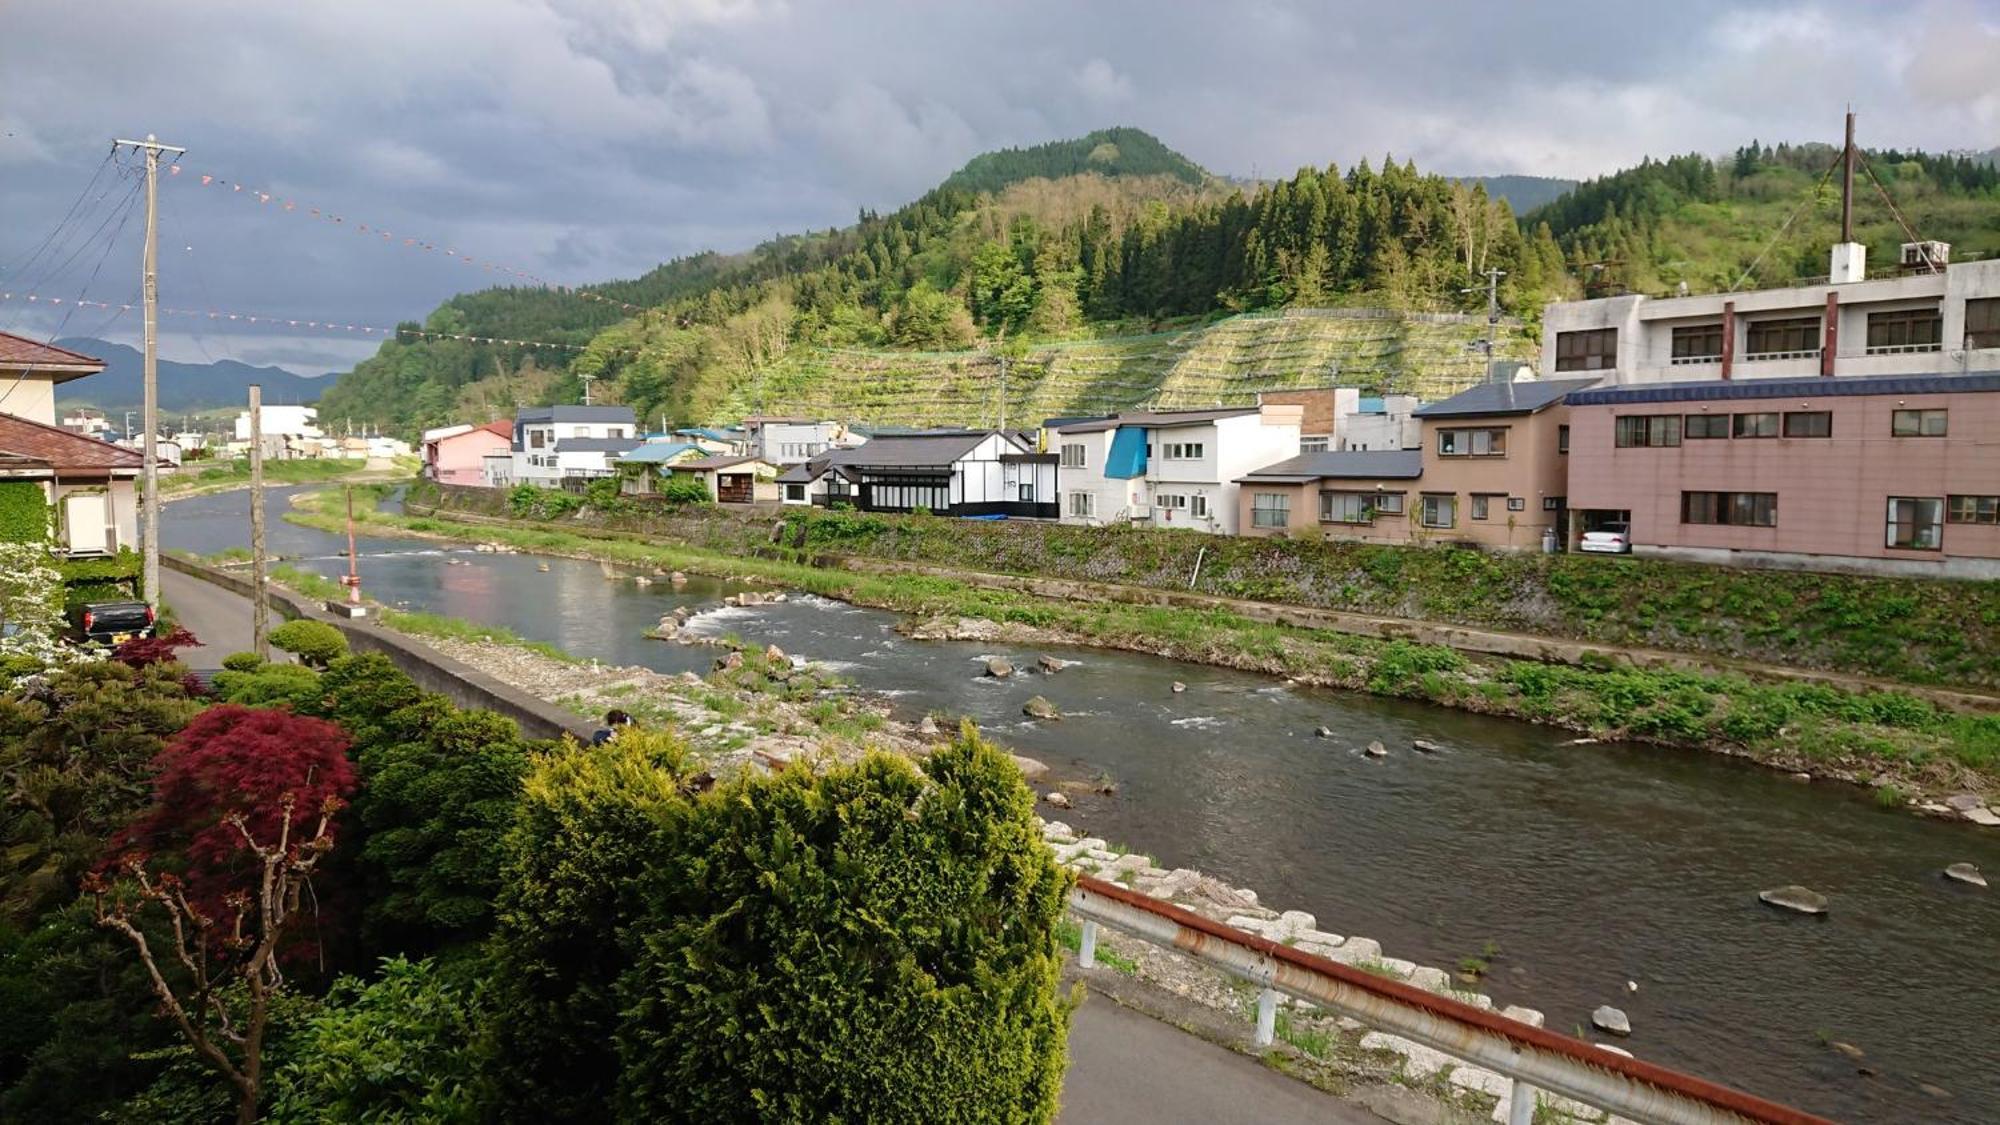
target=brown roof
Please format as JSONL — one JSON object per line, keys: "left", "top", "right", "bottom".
{"left": 679, "top": 455, "right": 769, "bottom": 472}
{"left": 477, "top": 419, "right": 513, "bottom": 438}
{"left": 0, "top": 412, "right": 142, "bottom": 475}
{"left": 0, "top": 332, "right": 106, "bottom": 382}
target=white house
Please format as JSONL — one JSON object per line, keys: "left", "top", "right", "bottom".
{"left": 0, "top": 333, "right": 141, "bottom": 559}
{"left": 1053, "top": 405, "right": 1303, "bottom": 535}
{"left": 741, "top": 416, "right": 863, "bottom": 465}
{"left": 233, "top": 404, "right": 321, "bottom": 442}
{"left": 775, "top": 430, "right": 1056, "bottom": 517}
{"left": 510, "top": 405, "right": 640, "bottom": 487}
{"left": 1338, "top": 394, "right": 1422, "bottom": 451}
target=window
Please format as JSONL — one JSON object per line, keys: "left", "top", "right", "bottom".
{"left": 1507, "top": 497, "right": 1526, "bottom": 512}
{"left": 1557, "top": 424, "right": 1570, "bottom": 454}
{"left": 529, "top": 429, "right": 547, "bottom": 448}
{"left": 1681, "top": 491, "right": 1776, "bottom": 527}
{"left": 1191, "top": 495, "right": 1209, "bottom": 518}
{"left": 1420, "top": 494, "right": 1456, "bottom": 529}
{"left": 1300, "top": 436, "right": 1330, "bottom": 453}
{"left": 1320, "top": 491, "right": 1373, "bottom": 524}
{"left": 1543, "top": 496, "right": 1565, "bottom": 512}
{"left": 783, "top": 483, "right": 806, "bottom": 502}
{"left": 1683, "top": 413, "right": 1730, "bottom": 439}
{"left": 1891, "top": 409, "right": 1947, "bottom": 437}
{"left": 1162, "top": 442, "right": 1204, "bottom": 460}
{"left": 1615, "top": 415, "right": 1682, "bottom": 448}
{"left": 606, "top": 428, "right": 626, "bottom": 439}
{"left": 1437, "top": 428, "right": 1507, "bottom": 457}
{"left": 1555, "top": 328, "right": 1617, "bottom": 372}
{"left": 1948, "top": 495, "right": 1999, "bottom": 525}
{"left": 1067, "top": 491, "right": 1094, "bottom": 518}
{"left": 1866, "top": 308, "right": 1942, "bottom": 353}
{"left": 1745, "top": 316, "right": 1820, "bottom": 357}
{"left": 1732, "top": 412, "right": 1778, "bottom": 438}
{"left": 1155, "top": 494, "right": 1187, "bottom": 511}
{"left": 1019, "top": 483, "right": 1035, "bottom": 503}
{"left": 1251, "top": 492, "right": 1291, "bottom": 528}
{"left": 1969, "top": 297, "right": 2000, "bottom": 349}
{"left": 1060, "top": 443, "right": 1087, "bottom": 469}
{"left": 1375, "top": 493, "right": 1405, "bottom": 515}
{"left": 1470, "top": 495, "right": 1494, "bottom": 520}
{"left": 1671, "top": 323, "right": 1724, "bottom": 363}
{"left": 1782, "top": 411, "right": 1831, "bottom": 438}
{"left": 1886, "top": 497, "right": 1944, "bottom": 550}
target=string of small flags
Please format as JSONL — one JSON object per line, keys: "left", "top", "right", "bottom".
{"left": 161, "top": 163, "right": 649, "bottom": 315}
{"left": 0, "top": 290, "right": 606, "bottom": 352}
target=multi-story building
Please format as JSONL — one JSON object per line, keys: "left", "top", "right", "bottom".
{"left": 741, "top": 416, "right": 859, "bottom": 465}
{"left": 1253, "top": 388, "right": 1421, "bottom": 452}
{"left": 1053, "top": 406, "right": 1303, "bottom": 534}
{"left": 422, "top": 420, "right": 511, "bottom": 486}
{"left": 0, "top": 333, "right": 140, "bottom": 558}
{"left": 510, "top": 405, "right": 639, "bottom": 487}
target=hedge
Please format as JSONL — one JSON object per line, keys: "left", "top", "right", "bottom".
{"left": 0, "top": 483, "right": 47, "bottom": 544}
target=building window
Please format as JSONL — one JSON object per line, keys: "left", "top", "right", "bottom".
{"left": 529, "top": 429, "right": 547, "bottom": 448}
{"left": 1191, "top": 495, "right": 1209, "bottom": 518}
{"left": 1251, "top": 492, "right": 1291, "bottom": 528}
{"left": 1300, "top": 436, "right": 1330, "bottom": 453}
{"left": 1683, "top": 413, "right": 1730, "bottom": 439}
{"left": 1682, "top": 491, "right": 1777, "bottom": 527}
{"left": 1375, "top": 493, "right": 1405, "bottom": 515}
{"left": 1866, "top": 308, "right": 1942, "bottom": 354}
{"left": 1968, "top": 297, "right": 2000, "bottom": 349}
{"left": 1782, "top": 411, "right": 1831, "bottom": 438}
{"left": 1470, "top": 495, "right": 1494, "bottom": 520}
{"left": 1948, "top": 495, "right": 1999, "bottom": 525}
{"left": 1507, "top": 497, "right": 1526, "bottom": 512}
{"left": 1886, "top": 497, "right": 1944, "bottom": 550}
{"left": 1162, "top": 442, "right": 1204, "bottom": 460}
{"left": 1615, "top": 415, "right": 1682, "bottom": 448}
{"left": 1732, "top": 412, "right": 1778, "bottom": 438}
{"left": 1557, "top": 424, "right": 1570, "bottom": 454}
{"left": 1554, "top": 328, "right": 1617, "bottom": 372}
{"left": 1745, "top": 316, "right": 1821, "bottom": 358}
{"left": 607, "top": 428, "right": 626, "bottom": 439}
{"left": 1671, "top": 323, "right": 1724, "bottom": 364}
{"left": 783, "top": 483, "right": 806, "bottom": 502}
{"left": 1543, "top": 496, "right": 1565, "bottom": 512}
{"left": 1155, "top": 494, "right": 1187, "bottom": 511}
{"left": 1067, "top": 491, "right": 1094, "bottom": 518}
{"left": 1891, "top": 409, "right": 1947, "bottom": 437}
{"left": 1437, "top": 427, "right": 1507, "bottom": 457}
{"left": 1060, "top": 443, "right": 1087, "bottom": 468}
{"left": 1320, "top": 491, "right": 1373, "bottom": 524}
{"left": 1420, "top": 494, "right": 1456, "bottom": 529}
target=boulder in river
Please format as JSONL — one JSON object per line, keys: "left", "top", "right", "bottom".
{"left": 1943, "top": 862, "right": 1986, "bottom": 888}
{"left": 723, "top": 595, "right": 740, "bottom": 607}
{"left": 1411, "top": 739, "right": 1443, "bottom": 753}
{"left": 1829, "top": 1041, "right": 1865, "bottom": 1061}
{"left": 1009, "top": 754, "right": 1050, "bottom": 780}
{"left": 1171, "top": 681, "right": 1187, "bottom": 694}
{"left": 670, "top": 571, "right": 688, "bottom": 585}
{"left": 1314, "top": 726, "right": 1333, "bottom": 739}
{"left": 985, "top": 657, "right": 1014, "bottom": 679}
{"left": 1943, "top": 793, "right": 1983, "bottom": 812}
{"left": 536, "top": 561, "right": 551, "bottom": 572}
{"left": 1364, "top": 741, "right": 1388, "bottom": 758}
{"left": 1591, "top": 1005, "right": 1631, "bottom": 1037}
{"left": 763, "top": 643, "right": 787, "bottom": 665}
{"left": 1044, "top": 790, "right": 1073, "bottom": 810}
{"left": 1758, "top": 885, "right": 1829, "bottom": 915}
{"left": 650, "top": 620, "right": 679, "bottom": 642}
{"left": 1023, "top": 695, "right": 1060, "bottom": 721}
{"left": 1038, "top": 654, "right": 1067, "bottom": 673}
{"left": 916, "top": 715, "right": 941, "bottom": 737}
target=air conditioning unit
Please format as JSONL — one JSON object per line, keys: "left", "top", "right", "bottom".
{"left": 1901, "top": 241, "right": 1950, "bottom": 271}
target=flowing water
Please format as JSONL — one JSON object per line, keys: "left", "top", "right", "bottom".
{"left": 165, "top": 488, "right": 2000, "bottom": 1123}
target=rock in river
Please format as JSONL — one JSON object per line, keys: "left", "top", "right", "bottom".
{"left": 1023, "top": 695, "right": 1060, "bottom": 721}
{"left": 1044, "top": 790, "right": 1073, "bottom": 810}
{"left": 1038, "top": 654, "right": 1067, "bottom": 673}
{"left": 1591, "top": 1005, "right": 1631, "bottom": 1037}
{"left": 1758, "top": 885, "right": 1829, "bottom": 915}
{"left": 1411, "top": 739, "right": 1443, "bottom": 753}
{"left": 1364, "top": 740, "right": 1388, "bottom": 758}
{"left": 1314, "top": 726, "right": 1333, "bottom": 739}
{"left": 1171, "top": 681, "right": 1187, "bottom": 693}
{"left": 1944, "top": 862, "right": 1987, "bottom": 888}
{"left": 1009, "top": 754, "right": 1050, "bottom": 780}
{"left": 986, "top": 657, "right": 1014, "bottom": 679}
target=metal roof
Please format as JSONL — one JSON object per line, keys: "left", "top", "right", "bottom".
{"left": 618, "top": 442, "right": 700, "bottom": 463}
{"left": 1056, "top": 408, "right": 1259, "bottom": 434}
{"left": 1412, "top": 378, "right": 1600, "bottom": 418}
{"left": 1563, "top": 372, "right": 2000, "bottom": 406}
{"left": 517, "top": 405, "right": 637, "bottom": 424}
{"left": 552, "top": 437, "right": 643, "bottom": 454}
{"left": 825, "top": 431, "right": 1001, "bottom": 467}
{"left": 677, "top": 455, "right": 769, "bottom": 472}
{"left": 1236, "top": 449, "right": 1422, "bottom": 483}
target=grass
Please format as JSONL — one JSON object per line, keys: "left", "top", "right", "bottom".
{"left": 267, "top": 563, "right": 347, "bottom": 603}
{"left": 164, "top": 456, "right": 371, "bottom": 496}
{"left": 375, "top": 607, "right": 580, "bottom": 664}
{"left": 1054, "top": 919, "right": 1139, "bottom": 976}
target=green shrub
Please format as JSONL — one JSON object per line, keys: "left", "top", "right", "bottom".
{"left": 269, "top": 619, "right": 349, "bottom": 667}
{"left": 657, "top": 474, "right": 712, "bottom": 505}
{"left": 267, "top": 957, "right": 482, "bottom": 1124}
{"left": 0, "top": 481, "right": 49, "bottom": 543}
{"left": 210, "top": 662, "right": 323, "bottom": 711}
{"left": 221, "top": 651, "right": 263, "bottom": 672}
{"left": 509, "top": 485, "right": 584, "bottom": 520}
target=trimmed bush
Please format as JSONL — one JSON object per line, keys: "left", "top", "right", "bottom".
{"left": 269, "top": 619, "right": 350, "bottom": 668}
{"left": 220, "top": 651, "right": 263, "bottom": 673}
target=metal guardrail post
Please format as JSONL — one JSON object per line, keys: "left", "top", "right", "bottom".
{"left": 1078, "top": 919, "right": 1098, "bottom": 969}
{"left": 1508, "top": 1078, "right": 1538, "bottom": 1125}
{"left": 1254, "top": 987, "right": 1277, "bottom": 1048}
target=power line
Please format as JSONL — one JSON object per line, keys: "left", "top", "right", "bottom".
{"left": 1, "top": 149, "right": 118, "bottom": 284}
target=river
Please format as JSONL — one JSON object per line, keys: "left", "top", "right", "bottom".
{"left": 164, "top": 487, "right": 2000, "bottom": 1123}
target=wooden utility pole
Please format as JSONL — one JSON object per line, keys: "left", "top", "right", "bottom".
{"left": 248, "top": 384, "right": 268, "bottom": 659}
{"left": 1840, "top": 110, "right": 1855, "bottom": 244}
{"left": 115, "top": 134, "right": 185, "bottom": 608}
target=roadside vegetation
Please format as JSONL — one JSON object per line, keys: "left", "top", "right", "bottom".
{"left": 161, "top": 455, "right": 376, "bottom": 497}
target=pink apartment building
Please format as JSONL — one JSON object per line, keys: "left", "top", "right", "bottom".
{"left": 1564, "top": 373, "right": 2000, "bottom": 578}
{"left": 422, "top": 420, "right": 512, "bottom": 486}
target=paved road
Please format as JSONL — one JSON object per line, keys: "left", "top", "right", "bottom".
{"left": 160, "top": 567, "right": 258, "bottom": 670}
{"left": 1061, "top": 995, "right": 1377, "bottom": 1124}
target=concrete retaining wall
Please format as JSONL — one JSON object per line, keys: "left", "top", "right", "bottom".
{"left": 162, "top": 554, "right": 596, "bottom": 742}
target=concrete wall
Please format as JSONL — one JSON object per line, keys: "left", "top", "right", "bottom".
{"left": 0, "top": 376, "right": 57, "bottom": 426}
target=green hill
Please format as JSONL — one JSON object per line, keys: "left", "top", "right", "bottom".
{"left": 940, "top": 127, "right": 1208, "bottom": 194}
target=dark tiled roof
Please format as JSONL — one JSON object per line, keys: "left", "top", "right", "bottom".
{"left": 0, "top": 331, "right": 105, "bottom": 382}
{"left": 1563, "top": 372, "right": 2000, "bottom": 406}
{"left": 0, "top": 413, "right": 142, "bottom": 474}
{"left": 826, "top": 431, "right": 998, "bottom": 467}
{"left": 1236, "top": 450, "right": 1422, "bottom": 483}
{"left": 1055, "top": 408, "right": 1259, "bottom": 434}
{"left": 552, "top": 437, "right": 643, "bottom": 454}
{"left": 775, "top": 462, "right": 820, "bottom": 484}
{"left": 1413, "top": 378, "right": 1600, "bottom": 418}
{"left": 517, "top": 405, "right": 637, "bottom": 424}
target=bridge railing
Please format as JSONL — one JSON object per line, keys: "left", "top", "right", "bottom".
{"left": 1068, "top": 875, "right": 1829, "bottom": 1125}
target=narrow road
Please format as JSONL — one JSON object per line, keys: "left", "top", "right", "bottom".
{"left": 160, "top": 566, "right": 258, "bottom": 670}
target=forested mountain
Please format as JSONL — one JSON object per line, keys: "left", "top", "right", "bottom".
{"left": 1459, "top": 175, "right": 1576, "bottom": 214}
{"left": 52, "top": 338, "right": 323, "bottom": 414}
{"left": 939, "top": 127, "right": 1208, "bottom": 194}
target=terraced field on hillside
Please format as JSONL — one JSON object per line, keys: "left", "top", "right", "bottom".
{"left": 719, "top": 310, "right": 1537, "bottom": 427}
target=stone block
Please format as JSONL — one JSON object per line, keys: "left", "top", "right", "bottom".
{"left": 1407, "top": 965, "right": 1452, "bottom": 993}
{"left": 1379, "top": 957, "right": 1418, "bottom": 976}
{"left": 1330, "top": 936, "right": 1381, "bottom": 963}
{"left": 1447, "top": 1065, "right": 1509, "bottom": 1097}
{"left": 1501, "top": 1004, "right": 1545, "bottom": 1028}
{"left": 1275, "top": 909, "right": 1318, "bottom": 937}
{"left": 1359, "top": 1032, "right": 1452, "bottom": 1080}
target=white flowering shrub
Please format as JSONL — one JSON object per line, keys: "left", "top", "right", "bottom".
{"left": 0, "top": 540, "right": 95, "bottom": 667}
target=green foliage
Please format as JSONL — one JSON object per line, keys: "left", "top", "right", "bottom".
{"left": 657, "top": 473, "right": 712, "bottom": 505}
{"left": 220, "top": 651, "right": 263, "bottom": 672}
{"left": 584, "top": 476, "right": 624, "bottom": 511}
{"left": 0, "top": 482, "right": 49, "bottom": 544}
{"left": 209, "top": 662, "right": 324, "bottom": 711}
{"left": 941, "top": 127, "right": 1207, "bottom": 194}
{"left": 509, "top": 484, "right": 583, "bottom": 520}
{"left": 269, "top": 618, "right": 350, "bottom": 668}
{"left": 266, "top": 957, "right": 483, "bottom": 1124}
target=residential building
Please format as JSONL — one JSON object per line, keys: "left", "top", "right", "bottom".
{"left": 1564, "top": 373, "right": 2000, "bottom": 578}
{"left": 1053, "top": 406, "right": 1302, "bottom": 534}
{"left": 1540, "top": 244, "right": 2000, "bottom": 387}
{"left": 0, "top": 336, "right": 140, "bottom": 558}
{"left": 1338, "top": 394, "right": 1422, "bottom": 451}
{"left": 616, "top": 441, "right": 705, "bottom": 494}
{"left": 423, "top": 420, "right": 512, "bottom": 486}
{"left": 233, "top": 404, "right": 320, "bottom": 443}
{"left": 510, "top": 405, "right": 639, "bottom": 487}
{"left": 0, "top": 332, "right": 106, "bottom": 426}
{"left": 1395, "top": 378, "right": 1596, "bottom": 551}
{"left": 671, "top": 455, "right": 780, "bottom": 505}
{"left": 741, "top": 417, "right": 861, "bottom": 465}
{"left": 61, "top": 409, "right": 111, "bottom": 437}
{"left": 777, "top": 430, "right": 1056, "bottom": 517}
{"left": 1233, "top": 450, "right": 1424, "bottom": 542}
{"left": 672, "top": 427, "right": 738, "bottom": 455}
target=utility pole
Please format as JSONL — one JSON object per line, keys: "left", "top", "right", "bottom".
{"left": 1463, "top": 267, "right": 1507, "bottom": 380}
{"left": 994, "top": 324, "right": 1008, "bottom": 432}
{"left": 248, "top": 384, "right": 269, "bottom": 659}
{"left": 115, "top": 133, "right": 185, "bottom": 609}
{"left": 1840, "top": 109, "right": 1855, "bottom": 244}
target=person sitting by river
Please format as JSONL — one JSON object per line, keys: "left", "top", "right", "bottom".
{"left": 591, "top": 708, "right": 633, "bottom": 745}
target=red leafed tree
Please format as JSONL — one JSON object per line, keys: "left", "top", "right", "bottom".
{"left": 115, "top": 624, "right": 200, "bottom": 669}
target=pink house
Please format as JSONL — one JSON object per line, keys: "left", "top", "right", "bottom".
{"left": 423, "top": 420, "right": 512, "bottom": 486}
{"left": 1564, "top": 373, "right": 2000, "bottom": 578}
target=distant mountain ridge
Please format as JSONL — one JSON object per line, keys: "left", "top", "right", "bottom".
{"left": 1457, "top": 175, "right": 1577, "bottom": 213}
{"left": 51, "top": 337, "right": 324, "bottom": 414}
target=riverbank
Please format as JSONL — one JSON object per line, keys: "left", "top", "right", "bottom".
{"left": 160, "top": 455, "right": 409, "bottom": 499}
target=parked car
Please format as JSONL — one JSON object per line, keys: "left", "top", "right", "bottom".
{"left": 67, "top": 600, "right": 156, "bottom": 647}
{"left": 1579, "top": 522, "right": 1633, "bottom": 555}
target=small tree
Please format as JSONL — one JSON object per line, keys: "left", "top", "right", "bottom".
{"left": 268, "top": 619, "right": 349, "bottom": 669}
{"left": 0, "top": 539, "right": 86, "bottom": 669}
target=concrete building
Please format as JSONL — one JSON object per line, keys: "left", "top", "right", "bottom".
{"left": 1253, "top": 388, "right": 1421, "bottom": 452}
{"left": 777, "top": 431, "right": 1056, "bottom": 517}
{"left": 1053, "top": 406, "right": 1303, "bottom": 534}
{"left": 510, "top": 405, "right": 639, "bottom": 487}
{"left": 422, "top": 421, "right": 512, "bottom": 486}
{"left": 1232, "top": 450, "right": 1424, "bottom": 543}
{"left": 233, "top": 404, "right": 320, "bottom": 443}
{"left": 741, "top": 416, "right": 861, "bottom": 465}
{"left": 1564, "top": 372, "right": 2000, "bottom": 578}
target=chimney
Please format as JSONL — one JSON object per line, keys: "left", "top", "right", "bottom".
{"left": 1829, "top": 110, "right": 1865, "bottom": 283}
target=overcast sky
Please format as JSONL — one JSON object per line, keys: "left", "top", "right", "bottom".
{"left": 3, "top": 0, "right": 1996, "bottom": 375}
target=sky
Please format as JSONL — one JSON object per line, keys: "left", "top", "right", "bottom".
{"left": 3, "top": 0, "right": 1996, "bottom": 376}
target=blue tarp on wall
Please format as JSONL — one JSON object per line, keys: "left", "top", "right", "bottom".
{"left": 1105, "top": 426, "right": 1148, "bottom": 479}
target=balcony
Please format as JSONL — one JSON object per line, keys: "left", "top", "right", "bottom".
{"left": 1864, "top": 342, "right": 1942, "bottom": 356}
{"left": 1742, "top": 348, "right": 1821, "bottom": 362}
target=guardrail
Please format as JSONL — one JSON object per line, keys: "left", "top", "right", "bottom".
{"left": 1067, "top": 875, "right": 1830, "bottom": 1125}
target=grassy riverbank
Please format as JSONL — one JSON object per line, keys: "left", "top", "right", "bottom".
{"left": 161, "top": 455, "right": 380, "bottom": 497}
{"left": 288, "top": 486, "right": 2000, "bottom": 806}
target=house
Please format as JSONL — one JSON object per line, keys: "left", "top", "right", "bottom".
{"left": 1337, "top": 394, "right": 1422, "bottom": 451}
{"left": 670, "top": 455, "right": 780, "bottom": 505}
{"left": 0, "top": 335, "right": 140, "bottom": 560}
{"left": 422, "top": 420, "right": 511, "bottom": 486}
{"left": 1053, "top": 405, "right": 1302, "bottom": 535}
{"left": 510, "top": 405, "right": 639, "bottom": 487}
{"left": 615, "top": 442, "right": 705, "bottom": 494}
{"left": 233, "top": 404, "right": 320, "bottom": 443}
{"left": 1234, "top": 450, "right": 1425, "bottom": 542}
{"left": 0, "top": 332, "right": 107, "bottom": 427}
{"left": 1395, "top": 378, "right": 1596, "bottom": 551}
{"left": 61, "top": 409, "right": 111, "bottom": 437}
{"left": 780, "top": 431, "right": 1057, "bottom": 517}
{"left": 740, "top": 416, "right": 861, "bottom": 465}
{"left": 1563, "top": 373, "right": 2000, "bottom": 578}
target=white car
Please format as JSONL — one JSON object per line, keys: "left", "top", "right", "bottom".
{"left": 1579, "top": 522, "right": 1633, "bottom": 554}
